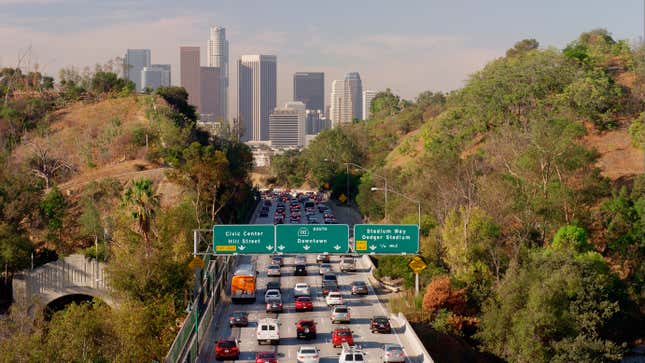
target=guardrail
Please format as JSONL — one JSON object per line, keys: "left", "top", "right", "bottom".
{"left": 361, "top": 255, "right": 434, "bottom": 362}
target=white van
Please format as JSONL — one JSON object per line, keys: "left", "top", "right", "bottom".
{"left": 256, "top": 317, "right": 280, "bottom": 345}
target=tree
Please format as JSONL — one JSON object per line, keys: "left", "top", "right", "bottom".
{"left": 506, "top": 38, "right": 539, "bottom": 57}
{"left": 89, "top": 71, "right": 134, "bottom": 95}
{"left": 370, "top": 88, "right": 401, "bottom": 116}
{"left": 477, "top": 249, "right": 629, "bottom": 363}
{"left": 422, "top": 275, "right": 467, "bottom": 318}
{"left": 40, "top": 186, "right": 67, "bottom": 243}
{"left": 28, "top": 140, "right": 76, "bottom": 188}
{"left": 155, "top": 86, "right": 197, "bottom": 122}
{"left": 551, "top": 225, "right": 591, "bottom": 253}
{"left": 0, "top": 222, "right": 32, "bottom": 282}
{"left": 122, "top": 178, "right": 160, "bottom": 255}
{"left": 628, "top": 112, "right": 645, "bottom": 150}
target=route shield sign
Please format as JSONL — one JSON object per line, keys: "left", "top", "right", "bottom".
{"left": 353, "top": 224, "right": 419, "bottom": 254}
{"left": 275, "top": 224, "right": 349, "bottom": 254}
{"left": 213, "top": 224, "right": 275, "bottom": 254}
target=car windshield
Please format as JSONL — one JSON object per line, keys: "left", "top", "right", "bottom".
{"left": 301, "top": 348, "right": 317, "bottom": 354}
{"left": 335, "top": 307, "right": 348, "bottom": 313}
{"left": 267, "top": 298, "right": 281, "bottom": 304}
{"left": 300, "top": 320, "right": 314, "bottom": 327}
{"left": 374, "top": 317, "right": 388, "bottom": 322}
{"left": 336, "top": 330, "right": 350, "bottom": 336}
{"left": 386, "top": 346, "right": 403, "bottom": 352}
{"left": 353, "top": 281, "right": 366, "bottom": 286}
{"left": 232, "top": 312, "right": 246, "bottom": 318}
{"left": 329, "top": 293, "right": 341, "bottom": 298}
{"left": 258, "top": 352, "right": 276, "bottom": 358}
{"left": 296, "top": 284, "right": 307, "bottom": 288}
{"left": 268, "top": 265, "right": 279, "bottom": 269}
{"left": 298, "top": 297, "right": 311, "bottom": 302}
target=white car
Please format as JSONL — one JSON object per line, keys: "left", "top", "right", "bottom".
{"left": 267, "top": 264, "right": 281, "bottom": 276}
{"left": 265, "top": 289, "right": 282, "bottom": 301}
{"left": 293, "top": 283, "right": 310, "bottom": 297}
{"left": 319, "top": 263, "right": 332, "bottom": 275}
{"left": 326, "top": 291, "right": 343, "bottom": 306}
{"left": 296, "top": 345, "right": 320, "bottom": 363}
{"left": 295, "top": 255, "right": 307, "bottom": 265}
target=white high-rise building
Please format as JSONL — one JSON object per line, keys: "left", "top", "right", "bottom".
{"left": 329, "top": 73, "right": 363, "bottom": 127}
{"left": 269, "top": 101, "right": 306, "bottom": 148}
{"left": 329, "top": 80, "right": 344, "bottom": 127}
{"left": 141, "top": 64, "right": 171, "bottom": 91}
{"left": 238, "top": 55, "right": 277, "bottom": 142}
{"left": 208, "top": 26, "right": 229, "bottom": 122}
{"left": 124, "top": 49, "right": 151, "bottom": 92}
{"left": 362, "top": 90, "right": 378, "bottom": 120}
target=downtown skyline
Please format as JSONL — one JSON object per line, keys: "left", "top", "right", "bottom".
{"left": 0, "top": 1, "right": 642, "bottom": 112}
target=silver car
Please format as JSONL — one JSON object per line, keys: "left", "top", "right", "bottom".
{"left": 382, "top": 343, "right": 406, "bottom": 363}
{"left": 330, "top": 305, "right": 351, "bottom": 324}
{"left": 296, "top": 345, "right": 320, "bottom": 363}
{"left": 267, "top": 264, "right": 281, "bottom": 277}
{"left": 319, "top": 263, "right": 332, "bottom": 275}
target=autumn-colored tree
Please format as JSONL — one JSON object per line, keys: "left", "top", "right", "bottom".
{"left": 422, "top": 275, "right": 467, "bottom": 318}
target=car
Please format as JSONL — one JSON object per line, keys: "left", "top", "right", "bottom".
{"left": 290, "top": 215, "right": 301, "bottom": 222}
{"left": 267, "top": 264, "right": 281, "bottom": 277}
{"left": 294, "top": 263, "right": 307, "bottom": 276}
{"left": 295, "top": 296, "right": 314, "bottom": 312}
{"left": 322, "top": 280, "right": 338, "bottom": 296}
{"left": 331, "top": 327, "right": 354, "bottom": 348}
{"left": 295, "top": 319, "right": 317, "bottom": 339}
{"left": 228, "top": 311, "right": 249, "bottom": 327}
{"left": 256, "top": 351, "right": 278, "bottom": 363}
{"left": 294, "top": 283, "right": 310, "bottom": 297}
{"left": 330, "top": 305, "right": 351, "bottom": 324}
{"left": 265, "top": 297, "right": 283, "bottom": 313}
{"left": 338, "top": 344, "right": 366, "bottom": 363}
{"left": 260, "top": 208, "right": 269, "bottom": 217}
{"left": 266, "top": 280, "right": 281, "bottom": 292}
{"left": 271, "top": 255, "right": 283, "bottom": 266}
{"left": 214, "top": 337, "right": 240, "bottom": 360}
{"left": 316, "top": 254, "right": 331, "bottom": 263}
{"left": 339, "top": 257, "right": 356, "bottom": 272}
{"left": 296, "top": 345, "right": 320, "bottom": 363}
{"left": 295, "top": 255, "right": 307, "bottom": 264}
{"left": 326, "top": 291, "right": 343, "bottom": 306}
{"left": 351, "top": 281, "right": 369, "bottom": 295}
{"left": 370, "top": 315, "right": 392, "bottom": 334}
{"left": 256, "top": 318, "right": 280, "bottom": 345}
{"left": 317, "top": 205, "right": 327, "bottom": 213}
{"left": 319, "top": 263, "right": 332, "bottom": 275}
{"left": 263, "top": 199, "right": 272, "bottom": 206}
{"left": 382, "top": 343, "right": 406, "bottom": 362}
{"left": 322, "top": 273, "right": 338, "bottom": 284}
{"left": 264, "top": 289, "right": 282, "bottom": 301}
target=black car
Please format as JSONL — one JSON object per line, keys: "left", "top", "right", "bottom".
{"left": 370, "top": 315, "right": 392, "bottom": 333}
{"left": 321, "top": 280, "right": 338, "bottom": 296}
{"left": 266, "top": 280, "right": 281, "bottom": 292}
{"left": 294, "top": 263, "right": 307, "bottom": 276}
{"left": 228, "top": 311, "right": 249, "bottom": 327}
{"left": 260, "top": 208, "right": 269, "bottom": 217}
{"left": 351, "top": 281, "right": 369, "bottom": 295}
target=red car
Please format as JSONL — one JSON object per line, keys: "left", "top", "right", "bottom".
{"left": 331, "top": 327, "right": 354, "bottom": 347}
{"left": 295, "top": 319, "right": 317, "bottom": 339}
{"left": 295, "top": 296, "right": 314, "bottom": 312}
{"left": 255, "top": 351, "right": 278, "bottom": 363}
{"left": 215, "top": 337, "right": 240, "bottom": 360}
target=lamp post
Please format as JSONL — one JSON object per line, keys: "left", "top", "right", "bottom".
{"left": 371, "top": 186, "right": 422, "bottom": 296}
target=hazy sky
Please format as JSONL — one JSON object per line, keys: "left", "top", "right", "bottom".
{"left": 1, "top": 0, "right": 643, "bottom": 112}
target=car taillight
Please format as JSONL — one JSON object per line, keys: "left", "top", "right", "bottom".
{"left": 313, "top": 354, "right": 319, "bottom": 359}
{"left": 278, "top": 303, "right": 283, "bottom": 307}
{"left": 385, "top": 352, "right": 392, "bottom": 357}
{"left": 297, "top": 355, "right": 304, "bottom": 360}
{"left": 266, "top": 304, "right": 270, "bottom": 308}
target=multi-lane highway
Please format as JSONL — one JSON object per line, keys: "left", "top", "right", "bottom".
{"left": 199, "top": 191, "right": 423, "bottom": 362}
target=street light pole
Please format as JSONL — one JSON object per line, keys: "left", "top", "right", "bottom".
{"left": 371, "top": 186, "right": 422, "bottom": 296}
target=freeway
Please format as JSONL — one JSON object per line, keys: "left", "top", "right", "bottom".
{"left": 199, "top": 192, "right": 424, "bottom": 362}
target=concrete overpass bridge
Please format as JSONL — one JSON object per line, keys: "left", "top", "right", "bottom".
{"left": 12, "top": 254, "right": 114, "bottom": 311}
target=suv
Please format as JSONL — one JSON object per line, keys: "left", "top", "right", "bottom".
{"left": 295, "top": 319, "right": 317, "bottom": 339}
{"left": 295, "top": 263, "right": 307, "bottom": 276}
{"left": 338, "top": 344, "right": 366, "bottom": 363}
{"left": 351, "top": 281, "right": 369, "bottom": 295}
{"left": 370, "top": 315, "right": 392, "bottom": 334}
{"left": 214, "top": 337, "right": 240, "bottom": 360}
{"left": 256, "top": 318, "right": 280, "bottom": 345}
{"left": 339, "top": 257, "right": 356, "bottom": 272}
{"left": 330, "top": 305, "right": 351, "bottom": 324}
{"left": 331, "top": 327, "right": 354, "bottom": 348}
{"left": 321, "top": 280, "right": 338, "bottom": 296}
{"left": 322, "top": 273, "right": 338, "bottom": 284}
{"left": 265, "top": 297, "right": 283, "bottom": 313}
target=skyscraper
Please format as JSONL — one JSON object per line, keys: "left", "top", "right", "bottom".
{"left": 362, "top": 90, "right": 378, "bottom": 120}
{"left": 269, "top": 101, "right": 306, "bottom": 148}
{"left": 200, "top": 67, "right": 221, "bottom": 122}
{"left": 345, "top": 72, "right": 363, "bottom": 121}
{"left": 141, "top": 64, "right": 171, "bottom": 92}
{"left": 329, "top": 80, "right": 344, "bottom": 127}
{"left": 238, "top": 55, "right": 277, "bottom": 142}
{"left": 293, "top": 72, "right": 324, "bottom": 111}
{"left": 180, "top": 47, "right": 201, "bottom": 111}
{"left": 124, "top": 49, "right": 150, "bottom": 92}
{"left": 208, "top": 26, "right": 228, "bottom": 121}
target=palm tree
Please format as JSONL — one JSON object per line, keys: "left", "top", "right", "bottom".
{"left": 122, "top": 178, "right": 160, "bottom": 256}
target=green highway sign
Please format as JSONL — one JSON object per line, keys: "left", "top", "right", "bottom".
{"left": 353, "top": 224, "right": 419, "bottom": 254}
{"left": 275, "top": 224, "right": 349, "bottom": 254}
{"left": 213, "top": 224, "right": 275, "bottom": 254}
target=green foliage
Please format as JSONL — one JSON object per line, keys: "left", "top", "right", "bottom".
{"left": 40, "top": 186, "right": 67, "bottom": 240}
{"left": 431, "top": 309, "right": 462, "bottom": 336}
{"left": 89, "top": 71, "right": 134, "bottom": 96}
{"left": 564, "top": 71, "right": 622, "bottom": 128}
{"left": 0, "top": 222, "right": 32, "bottom": 273}
{"left": 506, "top": 38, "right": 540, "bottom": 57}
{"left": 628, "top": 112, "right": 645, "bottom": 149}
{"left": 477, "top": 249, "right": 629, "bottom": 363}
{"left": 122, "top": 178, "right": 159, "bottom": 247}
{"left": 551, "top": 225, "right": 591, "bottom": 253}
{"left": 271, "top": 150, "right": 307, "bottom": 187}
{"left": 370, "top": 88, "right": 401, "bottom": 116}
{"left": 155, "top": 86, "right": 197, "bottom": 122}
{"left": 301, "top": 127, "right": 365, "bottom": 185}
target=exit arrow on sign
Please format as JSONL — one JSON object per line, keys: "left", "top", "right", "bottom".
{"left": 266, "top": 245, "right": 274, "bottom": 251}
